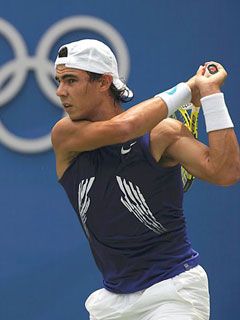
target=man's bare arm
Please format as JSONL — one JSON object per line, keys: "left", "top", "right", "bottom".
{"left": 164, "top": 120, "right": 240, "bottom": 186}
{"left": 51, "top": 97, "right": 169, "bottom": 153}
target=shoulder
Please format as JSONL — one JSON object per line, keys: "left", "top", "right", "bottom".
{"left": 151, "top": 117, "right": 190, "bottom": 136}
{"left": 51, "top": 118, "right": 83, "bottom": 179}
{"left": 150, "top": 118, "right": 192, "bottom": 164}
{"left": 51, "top": 117, "right": 88, "bottom": 151}
{"left": 51, "top": 117, "right": 67, "bottom": 143}
{"left": 150, "top": 117, "right": 191, "bottom": 146}
{"left": 51, "top": 117, "right": 77, "bottom": 144}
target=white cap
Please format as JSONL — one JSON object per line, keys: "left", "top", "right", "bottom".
{"left": 55, "top": 39, "right": 133, "bottom": 100}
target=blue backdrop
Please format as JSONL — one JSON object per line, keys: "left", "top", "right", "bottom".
{"left": 1, "top": 1, "right": 239, "bottom": 319}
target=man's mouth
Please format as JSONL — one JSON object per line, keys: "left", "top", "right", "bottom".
{"left": 62, "top": 103, "right": 72, "bottom": 109}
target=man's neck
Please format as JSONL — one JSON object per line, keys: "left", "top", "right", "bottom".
{"left": 89, "top": 99, "right": 124, "bottom": 122}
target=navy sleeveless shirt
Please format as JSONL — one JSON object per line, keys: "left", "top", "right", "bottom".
{"left": 59, "top": 133, "right": 199, "bottom": 293}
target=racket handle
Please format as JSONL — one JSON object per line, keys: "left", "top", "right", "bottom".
{"left": 207, "top": 64, "right": 218, "bottom": 74}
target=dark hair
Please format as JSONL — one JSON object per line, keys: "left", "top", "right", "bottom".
{"left": 86, "top": 71, "right": 133, "bottom": 103}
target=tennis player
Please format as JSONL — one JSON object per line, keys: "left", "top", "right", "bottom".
{"left": 51, "top": 39, "right": 240, "bottom": 320}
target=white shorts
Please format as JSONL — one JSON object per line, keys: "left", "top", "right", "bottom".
{"left": 85, "top": 265, "right": 210, "bottom": 320}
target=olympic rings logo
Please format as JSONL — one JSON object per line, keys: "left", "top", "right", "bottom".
{"left": 0, "top": 16, "right": 130, "bottom": 153}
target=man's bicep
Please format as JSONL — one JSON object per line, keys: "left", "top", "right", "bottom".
{"left": 166, "top": 130, "right": 210, "bottom": 181}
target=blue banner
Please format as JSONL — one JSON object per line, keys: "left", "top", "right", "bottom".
{"left": 1, "top": 1, "right": 239, "bottom": 319}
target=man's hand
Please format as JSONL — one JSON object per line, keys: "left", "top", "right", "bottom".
{"left": 195, "top": 61, "right": 227, "bottom": 97}
{"left": 186, "top": 72, "right": 201, "bottom": 107}
{"left": 186, "top": 62, "right": 227, "bottom": 106}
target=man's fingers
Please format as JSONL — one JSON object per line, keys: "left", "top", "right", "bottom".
{"left": 196, "top": 65, "right": 205, "bottom": 76}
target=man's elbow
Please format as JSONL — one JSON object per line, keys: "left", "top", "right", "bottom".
{"left": 213, "top": 163, "right": 240, "bottom": 186}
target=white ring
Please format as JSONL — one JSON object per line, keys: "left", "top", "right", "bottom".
{"left": 0, "top": 16, "right": 131, "bottom": 153}
{"left": 0, "top": 19, "right": 28, "bottom": 106}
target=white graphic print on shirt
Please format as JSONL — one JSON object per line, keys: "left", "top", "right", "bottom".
{"left": 116, "top": 176, "right": 167, "bottom": 234}
{"left": 78, "top": 177, "right": 95, "bottom": 237}
{"left": 77, "top": 176, "right": 167, "bottom": 236}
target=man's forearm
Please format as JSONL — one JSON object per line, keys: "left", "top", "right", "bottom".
{"left": 200, "top": 91, "right": 240, "bottom": 186}
{"left": 111, "top": 83, "right": 192, "bottom": 141}
{"left": 112, "top": 97, "right": 168, "bottom": 140}
{"left": 207, "top": 129, "right": 240, "bottom": 185}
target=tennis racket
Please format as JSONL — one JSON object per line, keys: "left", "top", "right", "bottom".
{"left": 171, "top": 104, "right": 200, "bottom": 192}
{"left": 172, "top": 63, "right": 219, "bottom": 192}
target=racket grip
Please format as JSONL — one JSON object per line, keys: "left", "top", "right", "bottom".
{"left": 207, "top": 64, "right": 218, "bottom": 74}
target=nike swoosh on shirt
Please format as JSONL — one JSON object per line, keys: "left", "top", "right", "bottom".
{"left": 121, "top": 141, "right": 137, "bottom": 155}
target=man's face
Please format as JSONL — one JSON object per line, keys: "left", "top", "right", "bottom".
{"left": 55, "top": 65, "right": 101, "bottom": 121}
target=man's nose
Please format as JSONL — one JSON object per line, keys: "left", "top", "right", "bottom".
{"left": 56, "top": 83, "right": 67, "bottom": 97}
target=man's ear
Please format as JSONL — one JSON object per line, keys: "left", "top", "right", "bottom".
{"left": 98, "top": 74, "right": 113, "bottom": 92}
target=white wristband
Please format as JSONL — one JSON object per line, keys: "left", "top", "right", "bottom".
{"left": 201, "top": 93, "right": 234, "bottom": 132}
{"left": 155, "top": 82, "right": 192, "bottom": 117}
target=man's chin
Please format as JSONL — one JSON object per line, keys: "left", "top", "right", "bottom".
{"left": 68, "top": 114, "right": 86, "bottom": 122}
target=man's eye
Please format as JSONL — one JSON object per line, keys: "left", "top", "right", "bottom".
{"left": 68, "top": 79, "right": 76, "bottom": 84}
